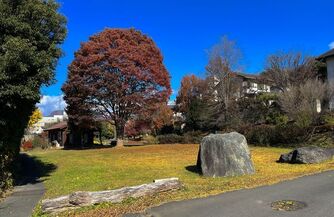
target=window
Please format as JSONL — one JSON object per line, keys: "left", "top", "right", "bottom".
{"left": 250, "top": 82, "right": 257, "bottom": 88}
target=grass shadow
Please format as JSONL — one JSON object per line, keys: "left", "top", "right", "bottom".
{"left": 13, "top": 153, "right": 57, "bottom": 186}
{"left": 185, "top": 165, "right": 202, "bottom": 175}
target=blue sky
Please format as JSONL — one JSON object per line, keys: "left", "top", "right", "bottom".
{"left": 39, "top": 0, "right": 334, "bottom": 115}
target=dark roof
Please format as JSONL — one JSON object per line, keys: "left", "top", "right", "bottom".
{"left": 233, "top": 72, "right": 259, "bottom": 80}
{"left": 44, "top": 121, "right": 67, "bottom": 131}
{"left": 318, "top": 49, "right": 334, "bottom": 61}
{"left": 48, "top": 110, "right": 64, "bottom": 117}
{"left": 233, "top": 71, "right": 275, "bottom": 85}
{"left": 168, "top": 104, "right": 176, "bottom": 110}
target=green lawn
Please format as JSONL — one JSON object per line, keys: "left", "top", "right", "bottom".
{"left": 30, "top": 144, "right": 334, "bottom": 217}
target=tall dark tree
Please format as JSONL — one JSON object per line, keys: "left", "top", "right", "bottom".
{"left": 0, "top": 0, "right": 66, "bottom": 194}
{"left": 62, "top": 29, "right": 171, "bottom": 143}
{"left": 184, "top": 98, "right": 208, "bottom": 131}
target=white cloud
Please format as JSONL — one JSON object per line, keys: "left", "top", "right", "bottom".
{"left": 329, "top": 42, "right": 334, "bottom": 49}
{"left": 37, "top": 95, "right": 67, "bottom": 116}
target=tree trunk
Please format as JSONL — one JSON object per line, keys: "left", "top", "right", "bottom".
{"left": 115, "top": 122, "right": 125, "bottom": 138}
{"left": 115, "top": 122, "right": 125, "bottom": 147}
{"left": 116, "top": 139, "right": 124, "bottom": 147}
{"left": 99, "top": 130, "right": 102, "bottom": 145}
{"left": 41, "top": 178, "right": 181, "bottom": 215}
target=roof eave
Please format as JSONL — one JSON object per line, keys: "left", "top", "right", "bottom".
{"left": 44, "top": 126, "right": 67, "bottom": 131}
{"left": 317, "top": 49, "right": 334, "bottom": 61}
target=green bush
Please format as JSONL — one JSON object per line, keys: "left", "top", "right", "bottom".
{"left": 182, "top": 131, "right": 204, "bottom": 144}
{"left": 274, "top": 124, "right": 308, "bottom": 144}
{"left": 32, "top": 136, "right": 49, "bottom": 150}
{"left": 239, "top": 124, "right": 309, "bottom": 147}
{"left": 157, "top": 132, "right": 204, "bottom": 144}
{"left": 241, "top": 125, "right": 276, "bottom": 146}
{"left": 0, "top": 153, "right": 13, "bottom": 197}
{"left": 142, "top": 135, "right": 159, "bottom": 145}
{"left": 157, "top": 134, "right": 183, "bottom": 144}
{"left": 322, "top": 112, "right": 334, "bottom": 125}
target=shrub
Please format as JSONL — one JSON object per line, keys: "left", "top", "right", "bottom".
{"left": 21, "top": 141, "right": 33, "bottom": 151}
{"left": 157, "top": 134, "right": 183, "bottom": 144}
{"left": 142, "top": 135, "right": 159, "bottom": 145}
{"left": 0, "top": 153, "right": 13, "bottom": 197}
{"left": 182, "top": 131, "right": 204, "bottom": 144}
{"left": 322, "top": 112, "right": 334, "bottom": 125}
{"left": 278, "top": 79, "right": 327, "bottom": 128}
{"left": 239, "top": 123, "right": 310, "bottom": 147}
{"left": 241, "top": 125, "right": 276, "bottom": 146}
{"left": 274, "top": 124, "right": 308, "bottom": 144}
{"left": 157, "top": 132, "right": 204, "bottom": 144}
{"left": 32, "top": 136, "right": 49, "bottom": 149}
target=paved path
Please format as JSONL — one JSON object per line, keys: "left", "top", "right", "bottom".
{"left": 0, "top": 154, "right": 48, "bottom": 217}
{"left": 0, "top": 182, "right": 44, "bottom": 217}
{"left": 127, "top": 170, "right": 334, "bottom": 217}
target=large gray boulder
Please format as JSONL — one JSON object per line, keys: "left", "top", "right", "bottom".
{"left": 196, "top": 132, "right": 255, "bottom": 177}
{"left": 279, "top": 147, "right": 334, "bottom": 164}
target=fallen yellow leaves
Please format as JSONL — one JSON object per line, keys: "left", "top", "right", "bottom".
{"left": 30, "top": 144, "right": 334, "bottom": 217}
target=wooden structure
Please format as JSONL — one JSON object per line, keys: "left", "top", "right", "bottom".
{"left": 44, "top": 121, "right": 68, "bottom": 147}
{"left": 67, "top": 127, "right": 94, "bottom": 148}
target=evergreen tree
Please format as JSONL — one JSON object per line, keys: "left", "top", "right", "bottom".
{"left": 0, "top": 0, "right": 66, "bottom": 194}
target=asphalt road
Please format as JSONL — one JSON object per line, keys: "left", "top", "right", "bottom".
{"left": 0, "top": 154, "right": 46, "bottom": 217}
{"left": 0, "top": 182, "right": 44, "bottom": 217}
{"left": 126, "top": 170, "right": 334, "bottom": 217}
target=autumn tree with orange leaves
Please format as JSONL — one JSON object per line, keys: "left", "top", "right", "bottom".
{"left": 176, "top": 74, "right": 210, "bottom": 131}
{"left": 62, "top": 29, "right": 171, "bottom": 142}
{"left": 125, "top": 103, "right": 173, "bottom": 137}
{"left": 152, "top": 103, "right": 173, "bottom": 131}
{"left": 176, "top": 75, "right": 206, "bottom": 113}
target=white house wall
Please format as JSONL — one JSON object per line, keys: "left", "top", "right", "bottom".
{"left": 327, "top": 57, "right": 334, "bottom": 83}
{"left": 326, "top": 57, "right": 334, "bottom": 109}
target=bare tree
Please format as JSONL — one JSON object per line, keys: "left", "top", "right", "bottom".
{"left": 206, "top": 36, "right": 242, "bottom": 126}
{"left": 263, "top": 51, "right": 318, "bottom": 92}
{"left": 278, "top": 79, "right": 328, "bottom": 127}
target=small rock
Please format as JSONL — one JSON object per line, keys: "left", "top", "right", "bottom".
{"left": 279, "top": 152, "right": 293, "bottom": 163}
{"left": 279, "top": 147, "right": 334, "bottom": 164}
